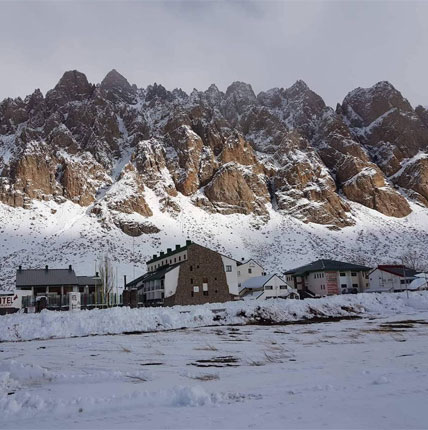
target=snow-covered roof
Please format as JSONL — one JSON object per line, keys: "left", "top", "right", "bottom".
{"left": 241, "top": 274, "right": 285, "bottom": 290}
{"left": 409, "top": 277, "right": 428, "bottom": 291}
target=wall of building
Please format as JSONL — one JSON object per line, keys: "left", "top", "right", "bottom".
{"left": 369, "top": 269, "right": 413, "bottom": 291}
{"left": 221, "top": 255, "right": 239, "bottom": 296}
{"left": 259, "top": 276, "right": 292, "bottom": 299}
{"left": 165, "top": 244, "right": 234, "bottom": 306}
{"left": 237, "top": 260, "right": 264, "bottom": 287}
{"left": 306, "top": 271, "right": 329, "bottom": 296}
{"left": 164, "top": 266, "right": 181, "bottom": 298}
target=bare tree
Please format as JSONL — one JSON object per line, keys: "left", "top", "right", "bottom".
{"left": 400, "top": 249, "right": 423, "bottom": 271}
{"left": 97, "top": 254, "right": 116, "bottom": 304}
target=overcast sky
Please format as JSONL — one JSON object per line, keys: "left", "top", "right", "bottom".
{"left": 0, "top": 0, "right": 427, "bottom": 107}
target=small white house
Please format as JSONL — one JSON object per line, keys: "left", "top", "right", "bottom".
{"left": 367, "top": 265, "right": 418, "bottom": 292}
{"left": 239, "top": 274, "right": 299, "bottom": 300}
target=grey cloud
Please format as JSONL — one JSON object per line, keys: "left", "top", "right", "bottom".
{"left": 0, "top": 0, "right": 427, "bottom": 107}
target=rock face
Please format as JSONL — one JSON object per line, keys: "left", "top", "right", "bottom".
{"left": 1, "top": 71, "right": 428, "bottom": 233}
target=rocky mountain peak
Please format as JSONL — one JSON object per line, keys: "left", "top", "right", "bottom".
{"left": 225, "top": 81, "right": 256, "bottom": 101}
{"left": 1, "top": 70, "right": 428, "bottom": 238}
{"left": 145, "top": 83, "right": 173, "bottom": 102}
{"left": 45, "top": 70, "right": 94, "bottom": 109}
{"left": 100, "top": 69, "right": 135, "bottom": 103}
{"left": 341, "top": 80, "right": 413, "bottom": 127}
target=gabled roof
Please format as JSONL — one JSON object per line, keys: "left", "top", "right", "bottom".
{"left": 285, "top": 259, "right": 371, "bottom": 276}
{"left": 375, "top": 265, "right": 418, "bottom": 278}
{"left": 237, "top": 258, "right": 264, "bottom": 268}
{"left": 16, "top": 268, "right": 78, "bottom": 287}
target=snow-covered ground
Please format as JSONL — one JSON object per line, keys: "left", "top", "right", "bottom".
{"left": 1, "top": 295, "right": 428, "bottom": 428}
{"left": 1, "top": 291, "right": 428, "bottom": 342}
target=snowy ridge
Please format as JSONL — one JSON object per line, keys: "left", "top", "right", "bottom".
{"left": 1, "top": 291, "right": 428, "bottom": 342}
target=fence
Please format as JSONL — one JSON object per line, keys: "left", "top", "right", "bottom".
{"left": 22, "top": 293, "right": 124, "bottom": 312}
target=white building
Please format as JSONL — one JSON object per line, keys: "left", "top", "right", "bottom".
{"left": 367, "top": 265, "right": 418, "bottom": 292}
{"left": 239, "top": 274, "right": 299, "bottom": 300}
{"left": 237, "top": 259, "right": 264, "bottom": 289}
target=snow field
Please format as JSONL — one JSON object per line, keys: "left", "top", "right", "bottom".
{"left": 1, "top": 291, "right": 428, "bottom": 342}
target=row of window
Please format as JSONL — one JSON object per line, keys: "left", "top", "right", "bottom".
{"left": 150, "top": 254, "right": 187, "bottom": 271}
{"left": 400, "top": 279, "right": 412, "bottom": 285}
{"left": 264, "top": 285, "right": 288, "bottom": 290}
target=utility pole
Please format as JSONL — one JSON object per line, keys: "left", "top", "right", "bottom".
{"left": 132, "top": 233, "right": 135, "bottom": 279}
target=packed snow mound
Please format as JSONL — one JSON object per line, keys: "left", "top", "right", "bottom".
{"left": 0, "top": 383, "right": 220, "bottom": 417}
{"left": 1, "top": 292, "right": 428, "bottom": 342}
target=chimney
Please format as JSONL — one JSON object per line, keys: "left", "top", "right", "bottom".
{"left": 68, "top": 264, "right": 72, "bottom": 271}
{"left": 160, "top": 251, "right": 165, "bottom": 256}
{"left": 241, "top": 257, "right": 245, "bottom": 261}
{"left": 45, "top": 265, "right": 48, "bottom": 271}
{"left": 95, "top": 271, "right": 99, "bottom": 277}
{"left": 167, "top": 248, "right": 172, "bottom": 253}
{"left": 175, "top": 245, "right": 180, "bottom": 250}
{"left": 152, "top": 254, "right": 157, "bottom": 259}
{"left": 186, "top": 240, "right": 191, "bottom": 246}
{"left": 18, "top": 265, "right": 22, "bottom": 272}
{"left": 124, "top": 275, "right": 127, "bottom": 288}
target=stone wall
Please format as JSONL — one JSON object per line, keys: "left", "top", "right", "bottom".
{"left": 164, "top": 244, "right": 234, "bottom": 306}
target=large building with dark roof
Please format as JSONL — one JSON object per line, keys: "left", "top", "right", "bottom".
{"left": 285, "top": 259, "right": 372, "bottom": 297}
{"left": 16, "top": 265, "right": 101, "bottom": 297}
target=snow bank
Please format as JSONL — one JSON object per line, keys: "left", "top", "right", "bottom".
{"left": 1, "top": 292, "right": 428, "bottom": 343}
{"left": 0, "top": 383, "right": 219, "bottom": 417}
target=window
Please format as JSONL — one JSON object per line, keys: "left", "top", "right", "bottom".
{"left": 351, "top": 272, "right": 357, "bottom": 277}
{"left": 203, "top": 291, "right": 208, "bottom": 296}
{"left": 179, "top": 256, "right": 181, "bottom": 261}
{"left": 248, "top": 268, "right": 252, "bottom": 274}
{"left": 341, "top": 284, "right": 347, "bottom": 288}
{"left": 352, "top": 284, "right": 358, "bottom": 288}
{"left": 265, "top": 285, "right": 273, "bottom": 290}
{"left": 340, "top": 273, "right": 346, "bottom": 277}
{"left": 226, "top": 265, "right": 232, "bottom": 272}
{"left": 174, "top": 258, "right": 176, "bottom": 263}
{"left": 193, "top": 286, "right": 199, "bottom": 293}
{"left": 190, "top": 265, "right": 193, "bottom": 272}
{"left": 400, "top": 279, "right": 405, "bottom": 284}
{"left": 238, "top": 271, "right": 241, "bottom": 276}
{"left": 190, "top": 278, "right": 193, "bottom": 284}
{"left": 280, "top": 285, "right": 287, "bottom": 289}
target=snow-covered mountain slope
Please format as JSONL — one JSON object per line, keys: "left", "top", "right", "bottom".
{"left": 1, "top": 70, "right": 428, "bottom": 289}
{"left": 1, "top": 193, "right": 428, "bottom": 290}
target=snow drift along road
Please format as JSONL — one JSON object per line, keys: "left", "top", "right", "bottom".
{"left": 1, "top": 292, "right": 428, "bottom": 342}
